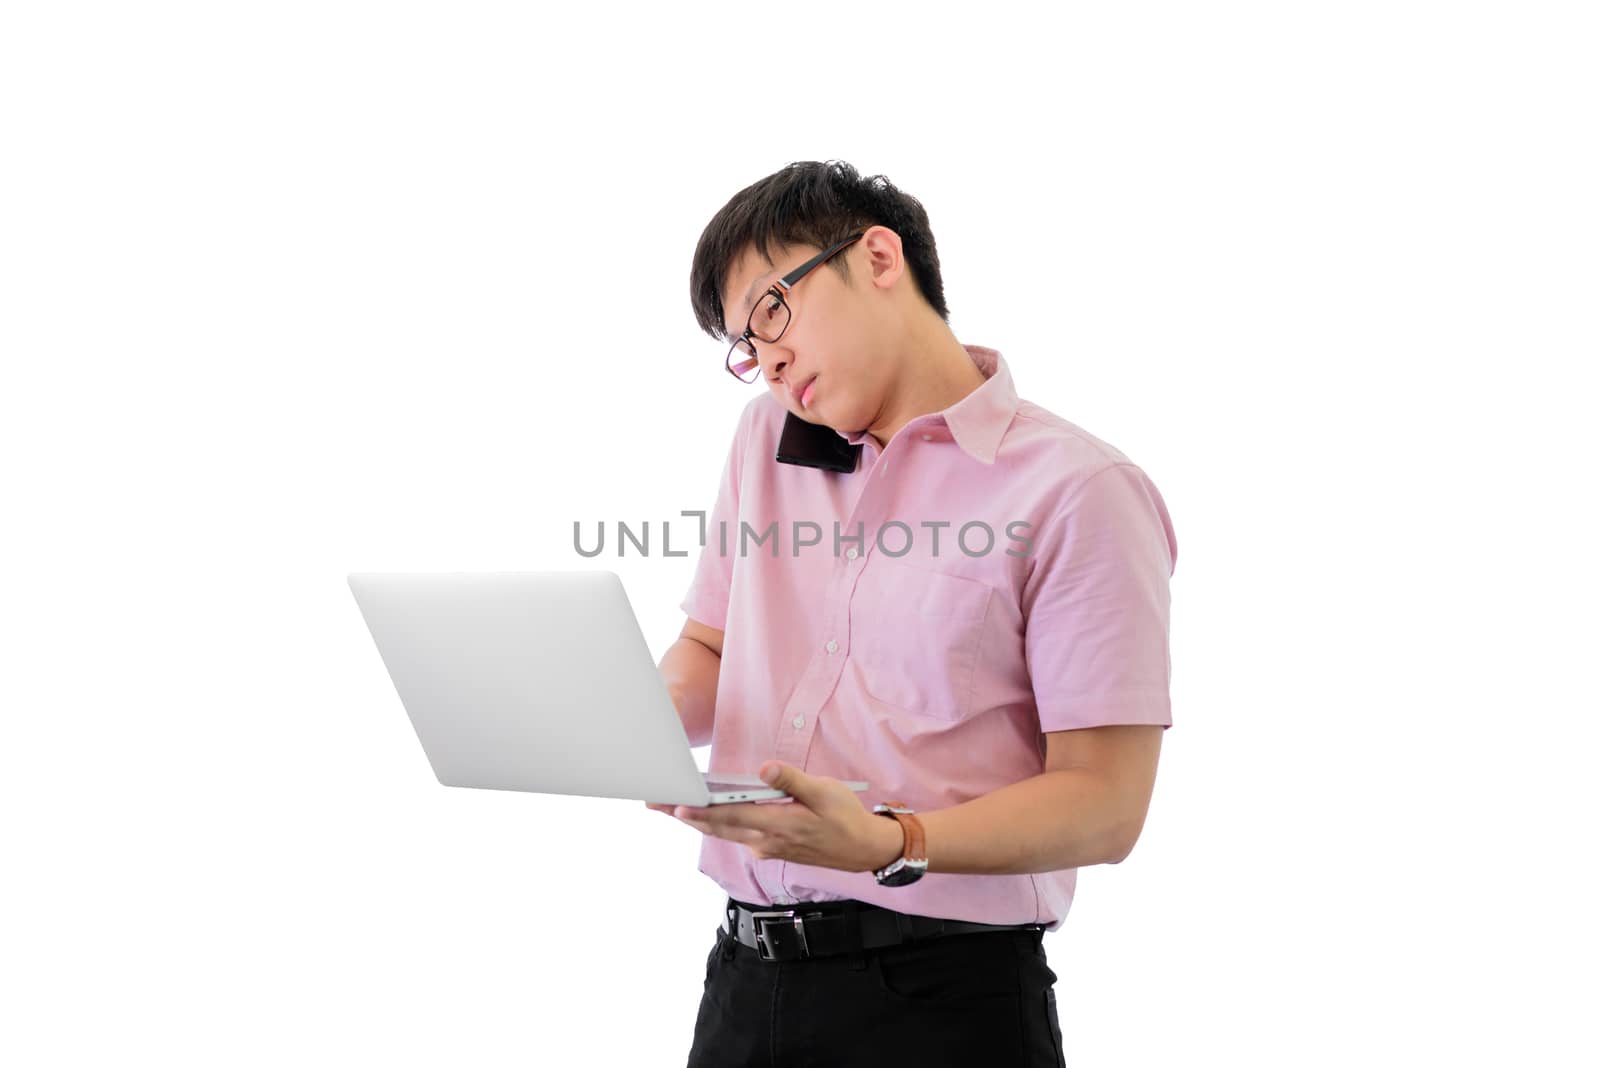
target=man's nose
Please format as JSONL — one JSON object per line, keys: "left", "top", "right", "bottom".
{"left": 762, "top": 345, "right": 792, "bottom": 382}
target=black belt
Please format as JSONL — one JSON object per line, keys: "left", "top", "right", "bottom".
{"left": 723, "top": 897, "right": 1044, "bottom": 963}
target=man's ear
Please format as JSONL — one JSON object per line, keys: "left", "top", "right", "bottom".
{"left": 857, "top": 225, "right": 906, "bottom": 293}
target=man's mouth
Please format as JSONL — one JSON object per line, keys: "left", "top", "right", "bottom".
{"left": 796, "top": 376, "right": 818, "bottom": 409}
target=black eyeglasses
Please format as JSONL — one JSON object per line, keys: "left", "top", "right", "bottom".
{"left": 725, "top": 231, "right": 866, "bottom": 383}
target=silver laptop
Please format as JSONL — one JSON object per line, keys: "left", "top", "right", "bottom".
{"left": 347, "top": 570, "right": 868, "bottom": 806}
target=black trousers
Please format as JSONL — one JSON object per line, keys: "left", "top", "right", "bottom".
{"left": 686, "top": 907, "right": 1067, "bottom": 1067}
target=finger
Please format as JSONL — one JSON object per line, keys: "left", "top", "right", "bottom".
{"left": 757, "top": 761, "right": 825, "bottom": 806}
{"left": 674, "top": 804, "right": 774, "bottom": 830}
{"left": 683, "top": 818, "right": 769, "bottom": 848}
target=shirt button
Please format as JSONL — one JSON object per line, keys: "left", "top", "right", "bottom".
{"left": 792, "top": 715, "right": 805, "bottom": 730}
{"left": 825, "top": 639, "right": 838, "bottom": 653}
{"left": 920, "top": 433, "right": 932, "bottom": 441}
{"left": 845, "top": 547, "right": 859, "bottom": 560}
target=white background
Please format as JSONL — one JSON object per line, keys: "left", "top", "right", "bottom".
{"left": 3, "top": 2, "right": 1595, "bottom": 1064}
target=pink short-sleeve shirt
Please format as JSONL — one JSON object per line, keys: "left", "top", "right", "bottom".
{"left": 678, "top": 344, "right": 1177, "bottom": 930}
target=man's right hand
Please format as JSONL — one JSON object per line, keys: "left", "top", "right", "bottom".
{"left": 656, "top": 617, "right": 724, "bottom": 748}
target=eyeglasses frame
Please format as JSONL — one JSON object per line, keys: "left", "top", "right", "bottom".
{"left": 725, "top": 230, "right": 867, "bottom": 382}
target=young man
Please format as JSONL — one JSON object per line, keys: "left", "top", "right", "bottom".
{"left": 648, "top": 160, "right": 1177, "bottom": 1067}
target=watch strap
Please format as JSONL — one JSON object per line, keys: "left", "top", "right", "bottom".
{"left": 872, "top": 801, "right": 927, "bottom": 878}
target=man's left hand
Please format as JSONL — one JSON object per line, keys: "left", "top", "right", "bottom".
{"left": 645, "top": 762, "right": 902, "bottom": 873}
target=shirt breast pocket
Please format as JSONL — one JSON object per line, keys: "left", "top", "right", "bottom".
{"left": 846, "top": 559, "right": 994, "bottom": 722}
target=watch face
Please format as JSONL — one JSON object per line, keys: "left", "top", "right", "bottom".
{"left": 875, "top": 857, "right": 927, "bottom": 886}
{"left": 879, "top": 867, "right": 922, "bottom": 887}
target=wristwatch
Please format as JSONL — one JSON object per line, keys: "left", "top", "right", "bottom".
{"left": 871, "top": 802, "right": 928, "bottom": 887}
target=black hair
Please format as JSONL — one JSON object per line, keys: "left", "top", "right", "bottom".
{"left": 689, "top": 160, "right": 949, "bottom": 342}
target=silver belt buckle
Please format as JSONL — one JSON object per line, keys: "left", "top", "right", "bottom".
{"left": 750, "top": 909, "right": 809, "bottom": 961}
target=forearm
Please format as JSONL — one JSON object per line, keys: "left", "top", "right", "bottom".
{"left": 912, "top": 768, "right": 1139, "bottom": 876}
{"left": 657, "top": 636, "right": 721, "bottom": 747}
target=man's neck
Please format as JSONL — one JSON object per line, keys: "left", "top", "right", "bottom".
{"left": 866, "top": 328, "right": 987, "bottom": 452}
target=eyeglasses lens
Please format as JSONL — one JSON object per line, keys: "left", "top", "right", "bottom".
{"left": 729, "top": 339, "right": 761, "bottom": 382}
{"left": 751, "top": 292, "right": 790, "bottom": 342}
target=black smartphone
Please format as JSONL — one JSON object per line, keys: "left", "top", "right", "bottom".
{"left": 775, "top": 412, "right": 860, "bottom": 473}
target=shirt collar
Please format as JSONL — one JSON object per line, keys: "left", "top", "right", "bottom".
{"left": 838, "top": 344, "right": 1019, "bottom": 465}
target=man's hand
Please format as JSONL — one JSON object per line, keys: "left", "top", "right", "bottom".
{"left": 644, "top": 761, "right": 903, "bottom": 873}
